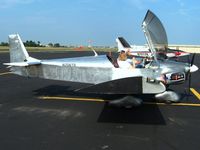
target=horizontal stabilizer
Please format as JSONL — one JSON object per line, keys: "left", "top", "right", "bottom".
{"left": 3, "top": 57, "right": 41, "bottom": 67}
{"left": 3, "top": 61, "right": 40, "bottom": 67}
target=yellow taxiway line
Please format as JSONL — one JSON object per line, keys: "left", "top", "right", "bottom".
{"left": 144, "top": 102, "right": 200, "bottom": 107}
{"left": 39, "top": 96, "right": 200, "bottom": 107}
{"left": 0, "top": 72, "right": 12, "bottom": 76}
{"left": 190, "top": 88, "right": 200, "bottom": 100}
{"left": 39, "top": 96, "right": 106, "bottom": 102}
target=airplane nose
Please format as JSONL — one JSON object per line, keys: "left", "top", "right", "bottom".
{"left": 190, "top": 64, "right": 199, "bottom": 73}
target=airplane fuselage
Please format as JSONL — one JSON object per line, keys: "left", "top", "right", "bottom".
{"left": 11, "top": 55, "right": 166, "bottom": 94}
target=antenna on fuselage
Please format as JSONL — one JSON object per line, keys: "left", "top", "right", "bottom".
{"left": 88, "top": 39, "right": 98, "bottom": 57}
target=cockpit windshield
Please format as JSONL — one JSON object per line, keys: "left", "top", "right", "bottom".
{"left": 142, "top": 10, "right": 168, "bottom": 57}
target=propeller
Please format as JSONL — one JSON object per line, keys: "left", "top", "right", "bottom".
{"left": 191, "top": 53, "right": 195, "bottom": 66}
{"left": 187, "top": 53, "right": 198, "bottom": 94}
{"left": 190, "top": 53, "right": 198, "bottom": 72}
{"left": 188, "top": 71, "right": 192, "bottom": 94}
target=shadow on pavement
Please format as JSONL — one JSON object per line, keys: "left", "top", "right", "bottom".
{"left": 97, "top": 103, "right": 166, "bottom": 125}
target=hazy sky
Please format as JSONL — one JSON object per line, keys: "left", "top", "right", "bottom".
{"left": 0, "top": 0, "right": 200, "bottom": 46}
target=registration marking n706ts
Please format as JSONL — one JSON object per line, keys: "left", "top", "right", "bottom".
{"left": 63, "top": 64, "right": 76, "bottom": 67}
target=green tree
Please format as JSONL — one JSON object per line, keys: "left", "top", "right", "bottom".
{"left": 48, "top": 43, "right": 53, "bottom": 47}
{"left": 24, "top": 40, "right": 38, "bottom": 47}
{"left": 37, "top": 41, "right": 41, "bottom": 47}
{"left": 54, "top": 43, "right": 60, "bottom": 47}
{"left": 0, "top": 42, "right": 8, "bottom": 46}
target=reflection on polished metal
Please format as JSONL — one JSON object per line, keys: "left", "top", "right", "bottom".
{"left": 155, "top": 91, "right": 180, "bottom": 102}
{"left": 0, "top": 72, "right": 12, "bottom": 76}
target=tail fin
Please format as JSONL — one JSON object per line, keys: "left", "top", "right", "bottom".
{"left": 116, "top": 37, "right": 131, "bottom": 52}
{"left": 4, "top": 34, "right": 41, "bottom": 67}
{"left": 9, "top": 34, "right": 29, "bottom": 62}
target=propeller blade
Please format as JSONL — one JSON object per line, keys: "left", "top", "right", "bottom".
{"left": 190, "top": 65, "right": 199, "bottom": 73}
{"left": 188, "top": 73, "right": 191, "bottom": 93}
{"left": 187, "top": 53, "right": 198, "bottom": 94}
{"left": 190, "top": 53, "right": 196, "bottom": 66}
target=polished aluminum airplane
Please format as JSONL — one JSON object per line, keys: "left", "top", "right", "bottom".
{"left": 4, "top": 10, "right": 199, "bottom": 107}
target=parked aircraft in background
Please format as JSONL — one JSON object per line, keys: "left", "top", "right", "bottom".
{"left": 116, "top": 37, "right": 189, "bottom": 58}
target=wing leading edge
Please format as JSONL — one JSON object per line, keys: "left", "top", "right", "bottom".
{"left": 77, "top": 76, "right": 166, "bottom": 94}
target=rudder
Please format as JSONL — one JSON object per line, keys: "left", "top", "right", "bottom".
{"left": 8, "top": 34, "right": 29, "bottom": 63}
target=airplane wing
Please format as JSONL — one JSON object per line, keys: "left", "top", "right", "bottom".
{"left": 77, "top": 77, "right": 143, "bottom": 94}
{"left": 165, "top": 48, "right": 189, "bottom": 57}
{"left": 77, "top": 76, "right": 166, "bottom": 94}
